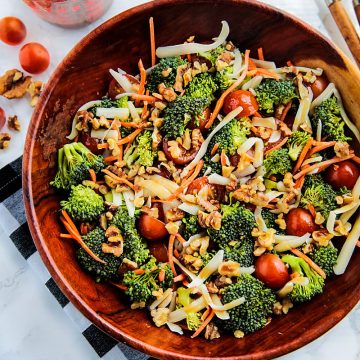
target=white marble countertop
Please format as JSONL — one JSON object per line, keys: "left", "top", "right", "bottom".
{"left": 0, "top": 0, "right": 359, "bottom": 359}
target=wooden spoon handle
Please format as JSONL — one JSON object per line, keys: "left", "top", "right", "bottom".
{"left": 354, "top": 0, "right": 360, "bottom": 25}
{"left": 329, "top": 0, "right": 360, "bottom": 67}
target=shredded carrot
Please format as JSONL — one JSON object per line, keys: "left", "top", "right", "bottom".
{"left": 88, "top": 168, "right": 96, "bottom": 183}
{"left": 182, "top": 279, "right": 189, "bottom": 287}
{"left": 173, "top": 274, "right": 186, "bottom": 282}
{"left": 293, "top": 155, "right": 354, "bottom": 180}
{"left": 151, "top": 199, "right": 174, "bottom": 204}
{"left": 124, "top": 142, "right": 132, "bottom": 155}
{"left": 131, "top": 94, "right": 157, "bottom": 103}
{"left": 294, "top": 175, "right": 305, "bottom": 190}
{"left": 191, "top": 309, "right": 215, "bottom": 338}
{"left": 80, "top": 223, "right": 88, "bottom": 236}
{"left": 265, "top": 137, "right": 288, "bottom": 155}
{"left": 201, "top": 307, "right": 211, "bottom": 321}
{"left": 291, "top": 248, "right": 326, "bottom": 279}
{"left": 257, "top": 47, "right": 264, "bottom": 61}
{"left": 307, "top": 204, "right": 316, "bottom": 218}
{"left": 118, "top": 128, "right": 142, "bottom": 146}
{"left": 290, "top": 271, "right": 299, "bottom": 280}
{"left": 109, "top": 281, "right": 128, "bottom": 291}
{"left": 248, "top": 58, "right": 257, "bottom": 71}
{"left": 97, "top": 143, "right": 109, "bottom": 150}
{"left": 149, "top": 17, "right": 156, "bottom": 67}
{"left": 104, "top": 155, "right": 118, "bottom": 163}
{"left": 141, "top": 89, "right": 150, "bottom": 120}
{"left": 205, "top": 49, "right": 250, "bottom": 129}
{"left": 269, "top": 175, "right": 277, "bottom": 182}
{"left": 187, "top": 53, "right": 192, "bottom": 62}
{"left": 133, "top": 268, "right": 145, "bottom": 275}
{"left": 264, "top": 204, "right": 276, "bottom": 210}
{"left": 175, "top": 233, "right": 186, "bottom": 244}
{"left": 60, "top": 233, "right": 73, "bottom": 239}
{"left": 168, "top": 234, "right": 177, "bottom": 276}
{"left": 255, "top": 68, "right": 280, "bottom": 80}
{"left": 173, "top": 249, "right": 180, "bottom": 258}
{"left": 254, "top": 111, "right": 262, "bottom": 118}
{"left": 137, "top": 59, "right": 146, "bottom": 98}
{"left": 280, "top": 101, "right": 292, "bottom": 122}
{"left": 293, "top": 138, "right": 313, "bottom": 174}
{"left": 353, "top": 156, "right": 360, "bottom": 165}
{"left": 210, "top": 143, "right": 219, "bottom": 156}
{"left": 158, "top": 269, "right": 165, "bottom": 282}
{"left": 102, "top": 169, "right": 137, "bottom": 190}
{"left": 287, "top": 60, "right": 293, "bottom": 67}
{"left": 306, "top": 141, "right": 336, "bottom": 158}
{"left": 220, "top": 149, "right": 227, "bottom": 167}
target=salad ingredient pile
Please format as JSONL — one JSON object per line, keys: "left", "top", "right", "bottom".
{"left": 52, "top": 20, "right": 360, "bottom": 340}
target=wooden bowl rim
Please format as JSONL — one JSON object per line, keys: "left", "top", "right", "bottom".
{"left": 22, "top": 0, "right": 360, "bottom": 359}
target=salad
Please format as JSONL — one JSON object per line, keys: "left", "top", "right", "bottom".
{"left": 52, "top": 20, "right": 360, "bottom": 340}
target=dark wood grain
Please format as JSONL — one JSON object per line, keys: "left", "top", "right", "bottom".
{"left": 22, "top": 1, "right": 360, "bottom": 359}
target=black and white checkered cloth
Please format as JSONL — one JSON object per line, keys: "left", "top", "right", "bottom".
{"left": 0, "top": 156, "right": 154, "bottom": 360}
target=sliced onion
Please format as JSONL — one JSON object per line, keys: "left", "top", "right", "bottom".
{"left": 178, "top": 202, "right": 202, "bottom": 215}
{"left": 228, "top": 49, "right": 242, "bottom": 78}
{"left": 115, "top": 92, "right": 137, "bottom": 99}
{"left": 182, "top": 106, "right": 243, "bottom": 177}
{"left": 316, "top": 119, "right": 322, "bottom": 142}
{"left": 139, "top": 179, "right": 172, "bottom": 200}
{"left": 251, "top": 58, "right": 276, "bottom": 69}
{"left": 91, "top": 129, "right": 118, "bottom": 141}
{"left": 111, "top": 189, "right": 123, "bottom": 206}
{"left": 168, "top": 297, "right": 207, "bottom": 323}
{"left": 310, "top": 82, "right": 335, "bottom": 114}
{"left": 340, "top": 175, "right": 360, "bottom": 223}
{"left": 252, "top": 117, "right": 277, "bottom": 130}
{"left": 208, "top": 173, "right": 231, "bottom": 185}
{"left": 123, "top": 190, "right": 135, "bottom": 217}
{"left": 172, "top": 257, "right": 197, "bottom": 282}
{"left": 95, "top": 107, "right": 129, "bottom": 120}
{"left": 150, "top": 288, "right": 173, "bottom": 310}
{"left": 237, "top": 137, "right": 264, "bottom": 167}
{"left": 241, "top": 75, "right": 263, "bottom": 90}
{"left": 276, "top": 66, "right": 323, "bottom": 76}
{"left": 255, "top": 206, "right": 268, "bottom": 232}
{"left": 210, "top": 294, "right": 230, "bottom": 320}
{"left": 127, "top": 101, "right": 140, "bottom": 122}
{"left": 234, "top": 165, "right": 256, "bottom": 178}
{"left": 277, "top": 277, "right": 309, "bottom": 298}
{"left": 156, "top": 21, "right": 229, "bottom": 58}
{"left": 109, "top": 69, "right": 133, "bottom": 93}
{"left": 274, "top": 233, "right": 311, "bottom": 252}
{"left": 159, "top": 291, "right": 174, "bottom": 308}
{"left": 293, "top": 85, "right": 313, "bottom": 132}
{"left": 334, "top": 213, "right": 360, "bottom": 275}
{"left": 66, "top": 100, "right": 102, "bottom": 140}
{"left": 150, "top": 175, "right": 179, "bottom": 193}
{"left": 166, "top": 322, "right": 183, "bottom": 335}
{"left": 268, "top": 130, "right": 281, "bottom": 143}
{"left": 302, "top": 156, "right": 322, "bottom": 166}
{"left": 326, "top": 201, "right": 360, "bottom": 234}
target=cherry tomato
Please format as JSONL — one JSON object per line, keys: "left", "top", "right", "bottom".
{"left": 255, "top": 254, "right": 289, "bottom": 289}
{"left": 162, "top": 138, "right": 198, "bottom": 165}
{"left": 19, "top": 42, "right": 50, "bottom": 74}
{"left": 264, "top": 135, "right": 285, "bottom": 153}
{"left": 79, "top": 132, "right": 102, "bottom": 155}
{"left": 189, "top": 107, "right": 211, "bottom": 132}
{"left": 325, "top": 160, "right": 360, "bottom": 190}
{"left": 186, "top": 176, "right": 209, "bottom": 194}
{"left": 286, "top": 208, "right": 318, "bottom": 237}
{"left": 310, "top": 76, "right": 329, "bottom": 99}
{"left": 148, "top": 241, "right": 169, "bottom": 263}
{"left": 223, "top": 90, "right": 259, "bottom": 117}
{"left": 0, "top": 17, "right": 26, "bottom": 45}
{"left": 0, "top": 107, "right": 5, "bottom": 130}
{"left": 108, "top": 78, "right": 124, "bottom": 99}
{"left": 138, "top": 213, "right": 168, "bottom": 241}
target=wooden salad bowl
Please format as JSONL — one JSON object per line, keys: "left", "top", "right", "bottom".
{"left": 23, "top": 0, "right": 360, "bottom": 359}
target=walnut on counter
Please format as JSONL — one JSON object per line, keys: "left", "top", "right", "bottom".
{"left": 0, "top": 133, "right": 11, "bottom": 149}
{"left": 8, "top": 115, "right": 20, "bottom": 131}
{"left": 0, "top": 69, "right": 32, "bottom": 99}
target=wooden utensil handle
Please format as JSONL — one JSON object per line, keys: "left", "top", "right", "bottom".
{"left": 329, "top": 0, "right": 360, "bottom": 66}
{"left": 354, "top": 0, "right": 360, "bottom": 25}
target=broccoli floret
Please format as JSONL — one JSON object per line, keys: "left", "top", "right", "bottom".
{"left": 51, "top": 142, "right": 105, "bottom": 191}
{"left": 287, "top": 131, "right": 312, "bottom": 161}
{"left": 300, "top": 174, "right": 337, "bottom": 219}
{"left": 199, "top": 250, "right": 217, "bottom": 269}
{"left": 263, "top": 148, "right": 292, "bottom": 177}
{"left": 181, "top": 214, "right": 202, "bottom": 240}
{"left": 338, "top": 186, "right": 351, "bottom": 196}
{"left": 208, "top": 203, "right": 255, "bottom": 267}
{"left": 185, "top": 72, "right": 218, "bottom": 103}
{"left": 282, "top": 254, "right": 324, "bottom": 303}
{"left": 161, "top": 96, "right": 208, "bottom": 139}
{"left": 123, "top": 256, "right": 173, "bottom": 303}
{"left": 215, "top": 66, "right": 237, "bottom": 90}
{"left": 60, "top": 184, "right": 104, "bottom": 222}
{"left": 177, "top": 287, "right": 202, "bottom": 331}
{"left": 147, "top": 57, "right": 187, "bottom": 93}
{"left": 255, "top": 79, "right": 298, "bottom": 114}
{"left": 76, "top": 228, "right": 121, "bottom": 282}
{"left": 198, "top": 46, "right": 226, "bottom": 66}
{"left": 123, "top": 130, "right": 157, "bottom": 167}
{"left": 217, "top": 274, "right": 276, "bottom": 334}
{"left": 311, "top": 96, "right": 351, "bottom": 142}
{"left": 89, "top": 96, "right": 128, "bottom": 116}
{"left": 111, "top": 206, "right": 149, "bottom": 265}
{"left": 310, "top": 245, "right": 338, "bottom": 277}
{"left": 261, "top": 208, "right": 284, "bottom": 234}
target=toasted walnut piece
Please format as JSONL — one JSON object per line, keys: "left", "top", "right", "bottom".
{"left": 165, "top": 221, "right": 180, "bottom": 235}
{"left": 102, "top": 242, "right": 123, "bottom": 257}
{"left": 108, "top": 235, "right": 124, "bottom": 243}
{"left": 218, "top": 261, "right": 241, "bottom": 277}
{"left": 99, "top": 214, "right": 107, "bottom": 230}
{"left": 253, "top": 243, "right": 266, "bottom": 256}
{"left": 187, "top": 35, "right": 195, "bottom": 42}
{"left": 205, "top": 323, "right": 221, "bottom": 340}
{"left": 76, "top": 110, "right": 94, "bottom": 132}
{"left": 302, "top": 243, "right": 314, "bottom": 255}
{"left": 226, "top": 174, "right": 238, "bottom": 192}
{"left": 225, "top": 41, "right": 235, "bottom": 51}
{"left": 0, "top": 69, "right": 32, "bottom": 99}
{"left": 334, "top": 142, "right": 350, "bottom": 158}
{"left": 252, "top": 228, "right": 276, "bottom": 250}
{"left": 335, "top": 220, "right": 348, "bottom": 236}
{"left": 107, "top": 138, "right": 121, "bottom": 157}
{"left": 257, "top": 127, "right": 272, "bottom": 140}
{"left": 215, "top": 59, "right": 229, "bottom": 72}
{"left": 273, "top": 301, "right": 283, "bottom": 315}
{"left": 183, "top": 254, "right": 203, "bottom": 272}
{"left": 275, "top": 213, "right": 287, "bottom": 230}
{"left": 312, "top": 229, "right": 334, "bottom": 246}
{"left": 154, "top": 101, "right": 166, "bottom": 111}
{"left": 151, "top": 308, "right": 170, "bottom": 327}
{"left": 191, "top": 128, "right": 204, "bottom": 149}
{"left": 198, "top": 210, "right": 222, "bottom": 230}
{"left": 282, "top": 298, "right": 293, "bottom": 314}
{"left": 89, "top": 117, "right": 100, "bottom": 130}
{"left": 283, "top": 172, "right": 295, "bottom": 192}
{"left": 206, "top": 281, "right": 219, "bottom": 294}
{"left": 152, "top": 288, "right": 164, "bottom": 300}
{"left": 222, "top": 165, "right": 235, "bottom": 178}
{"left": 335, "top": 195, "right": 344, "bottom": 205}
{"left": 123, "top": 258, "right": 138, "bottom": 270}
{"left": 234, "top": 330, "right": 245, "bottom": 339}
{"left": 82, "top": 180, "right": 99, "bottom": 189}
{"left": 99, "top": 116, "right": 110, "bottom": 128}
{"left": 185, "top": 236, "right": 210, "bottom": 256}
{"left": 161, "top": 67, "right": 172, "bottom": 78}
{"left": 182, "top": 129, "right": 191, "bottom": 151}
{"left": 7, "top": 115, "right": 20, "bottom": 131}
{"left": 105, "top": 225, "right": 121, "bottom": 238}
{"left": 141, "top": 206, "right": 159, "bottom": 219}
{"left": 183, "top": 68, "right": 193, "bottom": 88}
{"left": 197, "top": 197, "right": 219, "bottom": 213}
{"left": 215, "top": 275, "right": 232, "bottom": 288}
{"left": 0, "top": 133, "right": 11, "bottom": 149}
{"left": 278, "top": 121, "right": 293, "bottom": 136}
{"left": 131, "top": 301, "right": 146, "bottom": 309}
{"left": 105, "top": 211, "right": 113, "bottom": 221}
{"left": 27, "top": 80, "right": 43, "bottom": 107}
{"left": 173, "top": 64, "right": 188, "bottom": 93}
{"left": 166, "top": 207, "right": 185, "bottom": 222}
{"left": 158, "top": 82, "right": 177, "bottom": 102}
{"left": 98, "top": 185, "right": 109, "bottom": 195}
{"left": 315, "top": 212, "right": 325, "bottom": 225}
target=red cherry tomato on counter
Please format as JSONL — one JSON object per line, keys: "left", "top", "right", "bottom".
{"left": 0, "top": 107, "right": 5, "bottom": 130}
{"left": 162, "top": 138, "right": 198, "bottom": 165}
{"left": 324, "top": 160, "right": 360, "bottom": 190}
{"left": 255, "top": 254, "right": 290, "bottom": 289}
{"left": 138, "top": 213, "right": 168, "bottom": 241}
{"left": 223, "top": 90, "right": 259, "bottom": 117}
{"left": 309, "top": 76, "right": 329, "bottom": 99}
{"left": 19, "top": 42, "right": 50, "bottom": 74}
{"left": 0, "top": 17, "right": 26, "bottom": 45}
{"left": 286, "top": 208, "right": 318, "bottom": 237}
